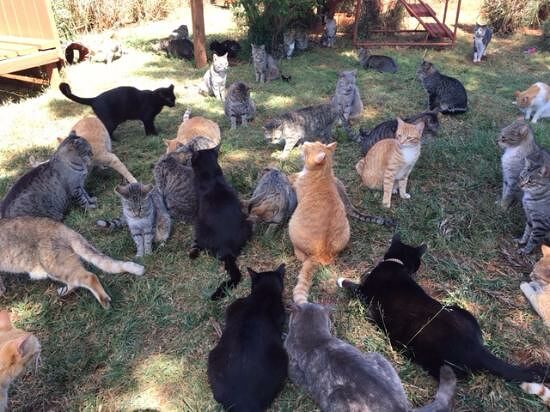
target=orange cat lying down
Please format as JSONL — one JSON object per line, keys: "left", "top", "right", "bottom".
{"left": 164, "top": 108, "right": 221, "bottom": 153}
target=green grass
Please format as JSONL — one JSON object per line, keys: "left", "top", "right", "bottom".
{"left": 1, "top": 5, "right": 550, "bottom": 412}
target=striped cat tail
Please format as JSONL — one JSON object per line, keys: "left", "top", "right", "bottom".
{"left": 293, "top": 258, "right": 319, "bottom": 304}
{"left": 413, "top": 366, "right": 456, "bottom": 412}
{"left": 182, "top": 107, "right": 192, "bottom": 122}
{"left": 96, "top": 217, "right": 125, "bottom": 229}
{"left": 521, "top": 383, "right": 550, "bottom": 406}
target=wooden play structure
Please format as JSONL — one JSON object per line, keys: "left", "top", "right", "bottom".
{"left": 0, "top": 0, "right": 64, "bottom": 85}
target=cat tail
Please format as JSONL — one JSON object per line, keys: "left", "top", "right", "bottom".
{"left": 183, "top": 107, "right": 192, "bottom": 122}
{"left": 95, "top": 217, "right": 126, "bottom": 230}
{"left": 293, "top": 258, "right": 318, "bottom": 304}
{"left": 439, "top": 104, "right": 467, "bottom": 115}
{"left": 520, "top": 382, "right": 550, "bottom": 406}
{"left": 58, "top": 82, "right": 95, "bottom": 106}
{"left": 211, "top": 256, "right": 242, "bottom": 301}
{"left": 475, "top": 346, "right": 550, "bottom": 383}
{"left": 413, "top": 365, "right": 456, "bottom": 412}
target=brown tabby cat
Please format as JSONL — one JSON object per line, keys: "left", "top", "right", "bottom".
{"left": 355, "top": 118, "right": 424, "bottom": 208}
{"left": 288, "top": 142, "right": 350, "bottom": 303}
{"left": 0, "top": 217, "right": 145, "bottom": 308}
{"left": 164, "top": 109, "right": 221, "bottom": 153}
{"left": 0, "top": 311, "right": 41, "bottom": 411}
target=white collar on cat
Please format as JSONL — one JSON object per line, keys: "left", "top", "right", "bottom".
{"left": 383, "top": 258, "right": 404, "bottom": 265}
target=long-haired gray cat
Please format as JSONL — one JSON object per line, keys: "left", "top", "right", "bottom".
{"left": 473, "top": 23, "right": 492, "bottom": 63}
{"left": 358, "top": 48, "right": 398, "bottom": 73}
{"left": 285, "top": 302, "right": 457, "bottom": 412}
{"left": 199, "top": 53, "right": 228, "bottom": 101}
{"left": 417, "top": 60, "right": 467, "bottom": 114}
{"left": 331, "top": 69, "right": 364, "bottom": 122}
{"left": 224, "top": 81, "right": 256, "bottom": 129}
{"left": 251, "top": 44, "right": 281, "bottom": 83}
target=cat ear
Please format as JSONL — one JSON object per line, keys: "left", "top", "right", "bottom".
{"left": 56, "top": 136, "right": 64, "bottom": 144}
{"left": 0, "top": 311, "right": 12, "bottom": 330}
{"left": 223, "top": 53, "right": 228, "bottom": 58}
{"left": 415, "top": 121, "right": 425, "bottom": 134}
{"left": 8, "top": 334, "right": 35, "bottom": 359}
{"left": 541, "top": 244, "right": 550, "bottom": 256}
{"left": 326, "top": 142, "right": 337, "bottom": 152}
{"left": 314, "top": 151, "right": 326, "bottom": 164}
{"left": 417, "top": 244, "right": 428, "bottom": 255}
{"left": 514, "top": 91, "right": 520, "bottom": 97}
{"left": 541, "top": 165, "right": 550, "bottom": 177}
{"left": 396, "top": 117, "right": 404, "bottom": 126}
{"left": 163, "top": 139, "right": 170, "bottom": 147}
{"left": 519, "top": 124, "right": 530, "bottom": 136}
{"left": 247, "top": 267, "right": 259, "bottom": 282}
{"left": 141, "top": 184, "right": 154, "bottom": 195}
{"left": 168, "top": 84, "right": 174, "bottom": 91}
{"left": 114, "top": 184, "right": 130, "bottom": 198}
{"left": 275, "top": 263, "right": 286, "bottom": 276}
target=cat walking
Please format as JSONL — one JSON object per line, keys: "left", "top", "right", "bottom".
{"left": 472, "top": 23, "right": 492, "bottom": 63}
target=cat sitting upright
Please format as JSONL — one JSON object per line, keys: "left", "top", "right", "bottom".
{"left": 251, "top": 44, "right": 281, "bottom": 83}
{"left": 199, "top": 53, "right": 228, "bottom": 101}
{"left": 417, "top": 60, "right": 467, "bottom": 114}
{"left": 514, "top": 82, "right": 550, "bottom": 124}
{"left": 224, "top": 82, "right": 256, "bottom": 129}
{"left": 330, "top": 69, "right": 363, "bottom": 122}
{"left": 472, "top": 23, "right": 492, "bottom": 63}
{"left": 59, "top": 82, "right": 175, "bottom": 137}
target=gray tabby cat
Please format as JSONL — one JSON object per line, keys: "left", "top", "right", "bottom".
{"left": 224, "top": 82, "right": 256, "bottom": 129}
{"left": 517, "top": 150, "right": 550, "bottom": 254}
{"left": 417, "top": 60, "right": 467, "bottom": 114}
{"left": 320, "top": 17, "right": 336, "bottom": 47}
{"left": 283, "top": 28, "right": 309, "bottom": 59}
{"left": 285, "top": 303, "right": 457, "bottom": 412}
{"left": 199, "top": 53, "right": 228, "bottom": 101}
{"left": 251, "top": 44, "right": 280, "bottom": 83}
{"left": 358, "top": 48, "right": 398, "bottom": 73}
{"left": 330, "top": 69, "right": 364, "bottom": 122}
{"left": 96, "top": 183, "right": 171, "bottom": 257}
{"left": 0, "top": 132, "right": 95, "bottom": 221}
{"left": 473, "top": 24, "right": 492, "bottom": 63}
{"left": 497, "top": 118, "right": 540, "bottom": 209}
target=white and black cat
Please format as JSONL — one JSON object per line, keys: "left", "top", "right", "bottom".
{"left": 473, "top": 24, "right": 492, "bottom": 63}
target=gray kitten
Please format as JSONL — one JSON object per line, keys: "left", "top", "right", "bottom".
{"left": 0, "top": 132, "right": 95, "bottom": 221}
{"left": 473, "top": 24, "right": 492, "bottom": 63}
{"left": 497, "top": 118, "right": 540, "bottom": 209}
{"left": 358, "top": 48, "right": 398, "bottom": 73}
{"left": 224, "top": 82, "right": 256, "bottom": 129}
{"left": 96, "top": 183, "right": 171, "bottom": 257}
{"left": 331, "top": 69, "right": 364, "bottom": 122}
{"left": 417, "top": 60, "right": 467, "bottom": 114}
{"left": 251, "top": 44, "right": 281, "bottom": 83}
{"left": 285, "top": 303, "right": 457, "bottom": 412}
{"left": 199, "top": 53, "right": 228, "bottom": 101}
{"left": 320, "top": 17, "right": 336, "bottom": 47}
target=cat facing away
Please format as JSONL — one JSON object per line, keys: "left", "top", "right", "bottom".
{"left": 338, "top": 235, "right": 550, "bottom": 392}
{"left": 189, "top": 148, "right": 253, "bottom": 300}
{"left": 0, "top": 217, "right": 144, "bottom": 308}
{"left": 251, "top": 44, "right": 281, "bottom": 83}
{"left": 59, "top": 82, "right": 176, "bottom": 137}
{"left": 320, "top": 17, "right": 336, "bottom": 47}
{"left": 331, "top": 69, "right": 364, "bottom": 122}
{"left": 164, "top": 108, "right": 221, "bottom": 153}
{"left": 96, "top": 183, "right": 171, "bottom": 257}
{"left": 284, "top": 302, "right": 457, "bottom": 412}
{"left": 472, "top": 23, "right": 492, "bottom": 63}
{"left": 514, "top": 82, "right": 550, "bottom": 124}
{"left": 199, "top": 53, "right": 229, "bottom": 101}
{"left": 416, "top": 61, "right": 467, "bottom": 114}
{"left": 224, "top": 82, "right": 256, "bottom": 129}
{"left": 358, "top": 48, "right": 398, "bottom": 73}
{"left": 1, "top": 132, "right": 95, "bottom": 221}
{"left": 0, "top": 311, "right": 41, "bottom": 412}
{"left": 208, "top": 264, "right": 288, "bottom": 412}
{"left": 356, "top": 118, "right": 424, "bottom": 208}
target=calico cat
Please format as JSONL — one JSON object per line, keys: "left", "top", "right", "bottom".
{"left": 521, "top": 244, "right": 550, "bottom": 327}
{"left": 1, "top": 132, "right": 95, "bottom": 220}
{"left": 358, "top": 48, "right": 398, "bottom": 73}
{"left": 263, "top": 103, "right": 340, "bottom": 159}
{"left": 189, "top": 148, "right": 252, "bottom": 300}
{"left": 320, "top": 17, "right": 336, "bottom": 47}
{"left": 514, "top": 82, "right": 550, "bottom": 124}
{"left": 497, "top": 118, "right": 540, "bottom": 209}
{"left": 356, "top": 118, "right": 424, "bottom": 208}
{"left": 0, "top": 217, "right": 144, "bottom": 308}
{"left": 473, "top": 24, "right": 492, "bottom": 63}
{"left": 0, "top": 311, "right": 41, "bottom": 411}
{"left": 158, "top": 37, "right": 194, "bottom": 60}
{"left": 417, "top": 61, "right": 467, "bottom": 114}
{"left": 284, "top": 302, "right": 457, "bottom": 412}
{"left": 251, "top": 44, "right": 281, "bottom": 83}
{"left": 289, "top": 142, "right": 350, "bottom": 303}
{"left": 208, "top": 264, "right": 288, "bottom": 412}
{"left": 209, "top": 39, "right": 241, "bottom": 59}
{"left": 59, "top": 82, "right": 176, "bottom": 137}
{"left": 96, "top": 183, "right": 171, "bottom": 257}
{"left": 224, "top": 82, "right": 256, "bottom": 129}
{"left": 357, "top": 111, "right": 439, "bottom": 154}
{"left": 338, "top": 234, "right": 550, "bottom": 385}
{"left": 164, "top": 108, "right": 221, "bottom": 153}
{"left": 199, "top": 53, "right": 228, "bottom": 101}
{"left": 330, "top": 69, "right": 364, "bottom": 122}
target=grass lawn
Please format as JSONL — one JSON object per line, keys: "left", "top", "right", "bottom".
{"left": 1, "top": 3, "right": 549, "bottom": 411}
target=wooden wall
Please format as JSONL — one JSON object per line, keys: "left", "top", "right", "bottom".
{"left": 0, "top": 0, "right": 57, "bottom": 39}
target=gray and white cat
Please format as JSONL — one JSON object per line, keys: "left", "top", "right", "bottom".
{"left": 417, "top": 60, "right": 467, "bottom": 114}
{"left": 358, "top": 47, "right": 398, "bottom": 73}
{"left": 283, "top": 28, "right": 309, "bottom": 59}
{"left": 199, "top": 53, "right": 228, "bottom": 101}
{"left": 284, "top": 303, "right": 457, "bottom": 412}
{"left": 473, "top": 24, "right": 492, "bottom": 63}
{"left": 320, "top": 17, "right": 336, "bottom": 47}
{"left": 224, "top": 82, "right": 256, "bottom": 129}
{"left": 0, "top": 132, "right": 95, "bottom": 221}
{"left": 96, "top": 183, "right": 171, "bottom": 257}
{"left": 330, "top": 69, "right": 364, "bottom": 122}
{"left": 251, "top": 44, "right": 281, "bottom": 83}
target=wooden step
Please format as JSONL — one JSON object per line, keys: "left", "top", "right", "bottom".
{"left": 424, "top": 22, "right": 454, "bottom": 39}
{"left": 0, "top": 36, "right": 57, "bottom": 50}
{"left": 404, "top": 2, "right": 436, "bottom": 17}
{"left": 0, "top": 42, "right": 38, "bottom": 56}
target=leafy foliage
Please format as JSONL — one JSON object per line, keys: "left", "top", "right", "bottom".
{"left": 481, "top": 0, "right": 549, "bottom": 33}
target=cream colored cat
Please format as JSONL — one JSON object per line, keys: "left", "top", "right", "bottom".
{"left": 356, "top": 118, "right": 424, "bottom": 208}
{"left": 520, "top": 244, "right": 550, "bottom": 327}
{"left": 0, "top": 311, "right": 40, "bottom": 412}
{"left": 164, "top": 109, "right": 221, "bottom": 153}
{"left": 514, "top": 82, "right": 550, "bottom": 124}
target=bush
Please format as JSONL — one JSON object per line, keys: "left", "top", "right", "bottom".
{"left": 356, "top": 0, "right": 405, "bottom": 39}
{"left": 543, "top": 19, "right": 550, "bottom": 49}
{"left": 481, "top": 0, "right": 549, "bottom": 34}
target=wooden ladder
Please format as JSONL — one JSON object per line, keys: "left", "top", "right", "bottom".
{"left": 399, "top": 0, "right": 454, "bottom": 40}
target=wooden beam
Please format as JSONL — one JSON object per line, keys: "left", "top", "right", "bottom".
{"left": 190, "top": 0, "right": 207, "bottom": 69}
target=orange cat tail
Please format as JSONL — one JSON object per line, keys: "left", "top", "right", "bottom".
{"left": 293, "top": 258, "right": 319, "bottom": 304}
{"left": 520, "top": 382, "right": 550, "bottom": 406}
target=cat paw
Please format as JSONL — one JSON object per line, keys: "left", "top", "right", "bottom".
{"left": 125, "top": 262, "right": 145, "bottom": 276}
{"left": 57, "top": 285, "right": 74, "bottom": 297}
{"left": 400, "top": 193, "right": 411, "bottom": 199}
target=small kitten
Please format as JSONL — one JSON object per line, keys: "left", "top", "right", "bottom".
{"left": 199, "top": 53, "right": 228, "bottom": 101}
{"left": 285, "top": 302, "right": 457, "bottom": 412}
{"left": 358, "top": 48, "right": 398, "bottom": 73}
{"left": 224, "top": 82, "right": 256, "bottom": 129}
{"left": 209, "top": 39, "right": 241, "bottom": 59}
{"left": 96, "top": 183, "right": 171, "bottom": 257}
{"left": 0, "top": 217, "right": 144, "bottom": 308}
{"left": 417, "top": 60, "right": 467, "bottom": 114}
{"left": 330, "top": 69, "right": 364, "bottom": 122}
{"left": 164, "top": 108, "right": 221, "bottom": 153}
{"left": 320, "top": 17, "right": 336, "bottom": 47}
{"left": 473, "top": 23, "right": 492, "bottom": 63}
{"left": 521, "top": 244, "right": 550, "bottom": 328}
{"left": 208, "top": 264, "right": 288, "bottom": 411}
{"left": 356, "top": 118, "right": 424, "bottom": 208}
{"left": 514, "top": 82, "right": 550, "bottom": 123}
{"left": 251, "top": 44, "right": 281, "bottom": 83}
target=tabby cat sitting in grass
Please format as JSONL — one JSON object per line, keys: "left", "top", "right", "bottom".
{"left": 251, "top": 44, "right": 281, "bottom": 83}
{"left": 417, "top": 60, "right": 467, "bottom": 114}
{"left": 224, "top": 82, "right": 256, "bottom": 129}
{"left": 514, "top": 82, "right": 550, "bottom": 124}
{"left": 199, "top": 53, "right": 228, "bottom": 101}
{"left": 164, "top": 108, "right": 221, "bottom": 153}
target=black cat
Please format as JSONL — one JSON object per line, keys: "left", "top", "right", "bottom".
{"left": 189, "top": 147, "right": 252, "bottom": 300}
{"left": 208, "top": 264, "right": 288, "bottom": 411}
{"left": 338, "top": 234, "right": 550, "bottom": 383}
{"left": 159, "top": 37, "right": 194, "bottom": 60}
{"left": 209, "top": 39, "right": 241, "bottom": 59}
{"left": 59, "top": 82, "right": 176, "bottom": 137}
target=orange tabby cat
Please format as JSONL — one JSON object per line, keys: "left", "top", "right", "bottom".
{"left": 288, "top": 142, "right": 350, "bottom": 303}
{"left": 355, "top": 118, "right": 424, "bottom": 208}
{"left": 164, "top": 108, "right": 221, "bottom": 153}
{"left": 514, "top": 82, "right": 550, "bottom": 124}
{"left": 520, "top": 244, "right": 550, "bottom": 327}
{"left": 0, "top": 311, "right": 40, "bottom": 411}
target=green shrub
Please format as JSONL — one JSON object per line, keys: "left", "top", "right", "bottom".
{"left": 481, "top": 0, "right": 549, "bottom": 34}
{"left": 356, "top": 0, "right": 405, "bottom": 40}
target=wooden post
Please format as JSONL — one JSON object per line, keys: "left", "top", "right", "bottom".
{"left": 191, "top": 0, "right": 207, "bottom": 68}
